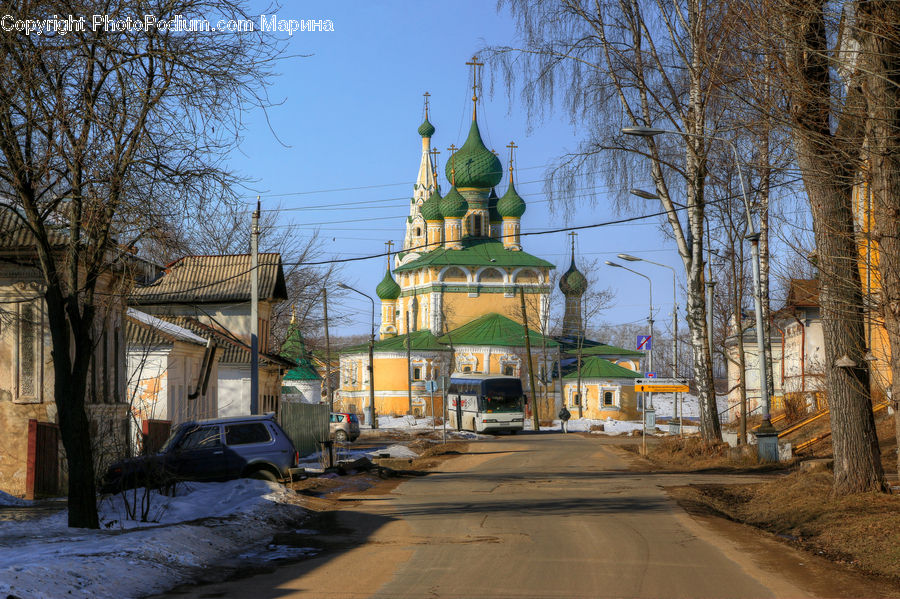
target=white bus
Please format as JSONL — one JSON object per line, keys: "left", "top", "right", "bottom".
{"left": 447, "top": 374, "right": 526, "bottom": 434}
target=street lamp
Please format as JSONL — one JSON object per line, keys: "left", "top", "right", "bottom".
{"left": 337, "top": 283, "right": 377, "bottom": 429}
{"left": 622, "top": 124, "right": 776, "bottom": 459}
{"left": 606, "top": 260, "right": 656, "bottom": 444}
{"left": 617, "top": 253, "right": 682, "bottom": 435}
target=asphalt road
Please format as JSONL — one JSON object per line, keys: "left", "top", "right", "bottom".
{"left": 164, "top": 432, "right": 899, "bottom": 599}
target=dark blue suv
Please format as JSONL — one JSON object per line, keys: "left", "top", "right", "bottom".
{"left": 101, "top": 414, "right": 305, "bottom": 493}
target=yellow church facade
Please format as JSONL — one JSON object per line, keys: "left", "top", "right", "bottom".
{"left": 335, "top": 63, "right": 644, "bottom": 423}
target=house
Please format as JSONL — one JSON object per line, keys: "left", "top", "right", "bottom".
{"left": 725, "top": 279, "right": 826, "bottom": 421}
{"left": 129, "top": 253, "right": 295, "bottom": 417}
{"left": 561, "top": 357, "right": 642, "bottom": 420}
{"left": 125, "top": 308, "right": 220, "bottom": 452}
{"left": 0, "top": 206, "right": 150, "bottom": 498}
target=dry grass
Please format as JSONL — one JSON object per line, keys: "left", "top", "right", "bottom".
{"left": 672, "top": 470, "right": 900, "bottom": 580}
{"left": 623, "top": 436, "right": 786, "bottom": 472}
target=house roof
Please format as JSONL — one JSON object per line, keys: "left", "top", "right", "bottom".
{"left": 158, "top": 315, "right": 295, "bottom": 368}
{"left": 393, "top": 238, "right": 554, "bottom": 273}
{"left": 785, "top": 278, "right": 819, "bottom": 309}
{"left": 130, "top": 253, "right": 288, "bottom": 305}
{"left": 125, "top": 308, "right": 207, "bottom": 347}
{"left": 0, "top": 206, "right": 69, "bottom": 249}
{"left": 438, "top": 312, "right": 558, "bottom": 348}
{"left": 567, "top": 343, "right": 644, "bottom": 357}
{"left": 562, "top": 357, "right": 642, "bottom": 379}
{"left": 343, "top": 329, "right": 450, "bottom": 355}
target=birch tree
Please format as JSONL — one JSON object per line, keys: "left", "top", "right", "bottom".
{"left": 491, "top": 0, "right": 738, "bottom": 440}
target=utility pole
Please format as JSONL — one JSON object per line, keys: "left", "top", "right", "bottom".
{"left": 323, "top": 287, "right": 333, "bottom": 412}
{"left": 250, "top": 197, "right": 260, "bottom": 415}
{"left": 406, "top": 311, "right": 413, "bottom": 415}
{"left": 519, "top": 287, "right": 540, "bottom": 431}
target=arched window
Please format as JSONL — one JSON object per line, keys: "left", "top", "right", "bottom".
{"left": 416, "top": 227, "right": 422, "bottom": 237}
{"left": 472, "top": 214, "right": 483, "bottom": 236}
{"left": 603, "top": 391, "right": 614, "bottom": 406}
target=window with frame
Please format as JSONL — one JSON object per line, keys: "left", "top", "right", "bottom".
{"left": 412, "top": 367, "right": 422, "bottom": 380}
{"left": 603, "top": 391, "right": 615, "bottom": 407}
{"left": 16, "top": 301, "right": 41, "bottom": 403}
{"left": 503, "top": 365, "right": 516, "bottom": 377}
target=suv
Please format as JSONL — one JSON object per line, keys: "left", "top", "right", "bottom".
{"left": 329, "top": 412, "right": 360, "bottom": 442}
{"left": 101, "top": 414, "right": 305, "bottom": 493}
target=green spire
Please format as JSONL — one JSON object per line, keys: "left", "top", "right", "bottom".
{"left": 497, "top": 180, "right": 526, "bottom": 218}
{"left": 376, "top": 268, "right": 401, "bottom": 300}
{"left": 444, "top": 120, "right": 502, "bottom": 189}
{"left": 418, "top": 117, "right": 435, "bottom": 138}
{"left": 440, "top": 186, "right": 468, "bottom": 219}
{"left": 421, "top": 188, "right": 444, "bottom": 221}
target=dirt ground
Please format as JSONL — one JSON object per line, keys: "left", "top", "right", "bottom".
{"left": 638, "top": 413, "right": 900, "bottom": 582}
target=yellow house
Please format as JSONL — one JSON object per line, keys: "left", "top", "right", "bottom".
{"left": 561, "top": 357, "right": 642, "bottom": 421}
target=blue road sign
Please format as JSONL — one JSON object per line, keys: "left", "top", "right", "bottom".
{"left": 424, "top": 380, "right": 438, "bottom": 392}
{"left": 637, "top": 334, "right": 652, "bottom": 351}
{"left": 645, "top": 372, "right": 657, "bottom": 378}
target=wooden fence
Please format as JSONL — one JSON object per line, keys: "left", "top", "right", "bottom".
{"left": 279, "top": 402, "right": 329, "bottom": 457}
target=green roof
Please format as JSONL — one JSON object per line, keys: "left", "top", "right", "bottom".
{"left": 566, "top": 343, "right": 644, "bottom": 357}
{"left": 563, "top": 357, "right": 641, "bottom": 379}
{"left": 488, "top": 188, "right": 501, "bottom": 222}
{"left": 559, "top": 262, "right": 587, "bottom": 295}
{"left": 446, "top": 120, "right": 503, "bottom": 189}
{"left": 438, "top": 312, "right": 558, "bottom": 348}
{"left": 394, "top": 238, "right": 554, "bottom": 273}
{"left": 375, "top": 268, "right": 402, "bottom": 300}
{"left": 497, "top": 180, "right": 526, "bottom": 218}
{"left": 417, "top": 117, "right": 435, "bottom": 138}
{"left": 343, "top": 329, "right": 450, "bottom": 354}
{"left": 421, "top": 188, "right": 443, "bottom": 221}
{"left": 440, "top": 186, "right": 468, "bottom": 218}
{"left": 281, "top": 325, "right": 322, "bottom": 380}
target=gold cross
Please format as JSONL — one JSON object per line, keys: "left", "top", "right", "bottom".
{"left": 430, "top": 147, "right": 440, "bottom": 179}
{"left": 506, "top": 141, "right": 518, "bottom": 180}
{"left": 568, "top": 232, "right": 578, "bottom": 259}
{"left": 423, "top": 91, "right": 430, "bottom": 119}
{"left": 465, "top": 55, "right": 483, "bottom": 118}
{"left": 447, "top": 144, "right": 458, "bottom": 185}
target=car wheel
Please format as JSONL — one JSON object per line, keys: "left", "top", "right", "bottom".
{"left": 247, "top": 469, "right": 279, "bottom": 482}
{"left": 335, "top": 430, "right": 348, "bottom": 442}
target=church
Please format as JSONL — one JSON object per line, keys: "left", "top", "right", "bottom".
{"left": 335, "top": 61, "right": 643, "bottom": 423}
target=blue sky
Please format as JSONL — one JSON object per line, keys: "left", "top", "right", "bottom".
{"left": 231, "top": 1, "right": 682, "bottom": 340}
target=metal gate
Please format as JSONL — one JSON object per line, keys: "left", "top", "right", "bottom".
{"left": 26, "top": 420, "right": 59, "bottom": 499}
{"left": 279, "top": 402, "right": 329, "bottom": 457}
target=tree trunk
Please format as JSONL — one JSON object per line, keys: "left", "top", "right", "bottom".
{"left": 782, "top": 0, "right": 886, "bottom": 494}
{"left": 686, "top": 256, "right": 720, "bottom": 440}
{"left": 857, "top": 0, "right": 900, "bottom": 479}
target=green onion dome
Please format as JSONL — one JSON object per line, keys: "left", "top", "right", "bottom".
{"left": 445, "top": 120, "right": 502, "bottom": 189}
{"left": 421, "top": 188, "right": 444, "bottom": 221}
{"left": 375, "top": 268, "right": 401, "bottom": 300}
{"left": 418, "top": 117, "right": 435, "bottom": 138}
{"left": 497, "top": 181, "right": 526, "bottom": 218}
{"left": 488, "top": 188, "right": 501, "bottom": 222}
{"left": 440, "top": 186, "right": 468, "bottom": 219}
{"left": 559, "top": 261, "right": 588, "bottom": 296}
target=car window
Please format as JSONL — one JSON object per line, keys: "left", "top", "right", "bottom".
{"left": 330, "top": 414, "right": 337, "bottom": 423}
{"left": 225, "top": 423, "right": 272, "bottom": 445}
{"left": 177, "top": 426, "right": 221, "bottom": 451}
{"left": 337, "top": 414, "right": 345, "bottom": 422}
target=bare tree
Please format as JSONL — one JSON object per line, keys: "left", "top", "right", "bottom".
{"left": 0, "top": 0, "right": 281, "bottom": 526}
{"left": 764, "top": 0, "right": 886, "bottom": 492}
{"left": 490, "top": 0, "right": 744, "bottom": 440}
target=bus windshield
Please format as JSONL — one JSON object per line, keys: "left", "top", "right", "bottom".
{"left": 479, "top": 379, "right": 524, "bottom": 413}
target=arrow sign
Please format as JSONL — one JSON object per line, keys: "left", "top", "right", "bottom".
{"left": 637, "top": 334, "right": 652, "bottom": 351}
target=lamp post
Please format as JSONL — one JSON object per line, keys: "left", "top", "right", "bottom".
{"left": 337, "top": 283, "right": 377, "bottom": 429}
{"left": 606, "top": 260, "right": 655, "bottom": 442}
{"left": 622, "top": 125, "right": 776, "bottom": 460}
{"left": 617, "top": 253, "right": 681, "bottom": 435}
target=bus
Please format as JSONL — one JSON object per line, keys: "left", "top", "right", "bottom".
{"left": 447, "top": 374, "right": 526, "bottom": 434}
